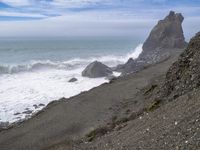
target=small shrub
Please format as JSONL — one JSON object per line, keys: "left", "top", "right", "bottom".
{"left": 144, "top": 84, "right": 158, "bottom": 95}
{"left": 86, "top": 127, "right": 109, "bottom": 142}
{"left": 147, "top": 99, "right": 161, "bottom": 112}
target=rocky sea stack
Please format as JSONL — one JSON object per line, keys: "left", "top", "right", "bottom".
{"left": 118, "top": 11, "right": 187, "bottom": 75}
{"left": 142, "top": 11, "right": 187, "bottom": 57}
{"left": 82, "top": 61, "right": 113, "bottom": 78}
{"left": 163, "top": 32, "right": 200, "bottom": 99}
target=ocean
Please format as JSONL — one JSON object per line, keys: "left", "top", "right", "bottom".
{"left": 0, "top": 36, "right": 143, "bottom": 123}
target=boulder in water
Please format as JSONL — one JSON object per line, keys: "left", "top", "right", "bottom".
{"left": 22, "top": 110, "right": 33, "bottom": 115}
{"left": 39, "top": 103, "right": 45, "bottom": 107}
{"left": 68, "top": 78, "right": 78, "bottom": 82}
{"left": 82, "top": 61, "right": 113, "bottom": 78}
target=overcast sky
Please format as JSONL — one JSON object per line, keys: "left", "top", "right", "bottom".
{"left": 0, "top": 0, "right": 199, "bottom": 40}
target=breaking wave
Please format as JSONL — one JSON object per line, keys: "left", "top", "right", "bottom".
{"left": 0, "top": 44, "right": 143, "bottom": 75}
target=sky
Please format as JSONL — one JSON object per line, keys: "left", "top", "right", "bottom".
{"left": 0, "top": 0, "right": 199, "bottom": 40}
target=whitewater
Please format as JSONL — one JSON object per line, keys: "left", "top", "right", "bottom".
{"left": 0, "top": 39, "right": 142, "bottom": 123}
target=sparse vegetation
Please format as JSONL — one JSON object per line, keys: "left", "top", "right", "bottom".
{"left": 86, "top": 127, "right": 109, "bottom": 142}
{"left": 147, "top": 99, "right": 161, "bottom": 112}
{"left": 144, "top": 84, "right": 158, "bottom": 95}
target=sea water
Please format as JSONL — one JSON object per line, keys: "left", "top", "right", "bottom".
{"left": 0, "top": 36, "right": 143, "bottom": 123}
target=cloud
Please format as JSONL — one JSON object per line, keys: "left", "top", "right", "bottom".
{"left": 0, "top": 0, "right": 30, "bottom": 6}
{"left": 152, "top": 0, "right": 167, "bottom": 3}
{"left": 0, "top": 11, "right": 157, "bottom": 38}
{"left": 0, "top": 10, "right": 46, "bottom": 18}
{"left": 0, "top": 0, "right": 199, "bottom": 38}
{"left": 1, "top": 0, "right": 200, "bottom": 19}
{"left": 0, "top": 0, "right": 112, "bottom": 8}
{"left": 51, "top": 0, "right": 110, "bottom": 7}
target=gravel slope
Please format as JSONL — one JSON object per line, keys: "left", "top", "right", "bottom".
{"left": 0, "top": 49, "right": 183, "bottom": 150}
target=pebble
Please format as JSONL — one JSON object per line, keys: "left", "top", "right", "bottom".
{"left": 175, "top": 121, "right": 178, "bottom": 125}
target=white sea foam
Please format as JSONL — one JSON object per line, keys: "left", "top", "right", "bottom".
{"left": 0, "top": 44, "right": 143, "bottom": 123}
{"left": 0, "top": 44, "right": 143, "bottom": 75}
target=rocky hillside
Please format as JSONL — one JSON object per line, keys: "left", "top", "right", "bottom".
{"left": 162, "top": 32, "right": 200, "bottom": 99}
{"left": 77, "top": 32, "right": 200, "bottom": 150}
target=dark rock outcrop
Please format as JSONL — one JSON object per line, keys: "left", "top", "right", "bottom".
{"left": 0, "top": 122, "right": 9, "bottom": 130}
{"left": 162, "top": 32, "right": 200, "bottom": 99}
{"left": 22, "top": 110, "right": 33, "bottom": 115}
{"left": 116, "top": 11, "right": 187, "bottom": 75}
{"left": 39, "top": 103, "right": 45, "bottom": 107}
{"left": 68, "top": 78, "right": 78, "bottom": 82}
{"left": 141, "top": 11, "right": 187, "bottom": 57}
{"left": 105, "top": 75, "right": 116, "bottom": 81}
{"left": 82, "top": 61, "right": 113, "bottom": 78}
{"left": 117, "top": 51, "right": 171, "bottom": 75}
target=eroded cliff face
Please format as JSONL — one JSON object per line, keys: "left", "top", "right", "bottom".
{"left": 163, "top": 32, "right": 200, "bottom": 99}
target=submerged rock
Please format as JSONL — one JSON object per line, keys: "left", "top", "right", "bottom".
{"left": 39, "top": 103, "right": 45, "bottom": 107}
{"left": 82, "top": 61, "right": 113, "bottom": 78}
{"left": 33, "top": 104, "right": 39, "bottom": 109}
{"left": 68, "top": 78, "right": 78, "bottom": 82}
{"left": 14, "top": 112, "right": 21, "bottom": 116}
{"left": 33, "top": 103, "right": 45, "bottom": 109}
{"left": 22, "top": 110, "right": 33, "bottom": 115}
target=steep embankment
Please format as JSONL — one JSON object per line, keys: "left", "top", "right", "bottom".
{"left": 80, "top": 85, "right": 200, "bottom": 150}
{"left": 77, "top": 33, "right": 200, "bottom": 150}
{"left": 163, "top": 32, "right": 200, "bottom": 99}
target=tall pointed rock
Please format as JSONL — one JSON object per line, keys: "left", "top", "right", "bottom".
{"left": 141, "top": 11, "right": 187, "bottom": 58}
{"left": 117, "top": 11, "right": 187, "bottom": 75}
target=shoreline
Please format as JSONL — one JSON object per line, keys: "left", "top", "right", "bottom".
{"left": 0, "top": 71, "right": 120, "bottom": 130}
{"left": 0, "top": 48, "right": 183, "bottom": 150}
{"left": 0, "top": 44, "right": 142, "bottom": 123}
{"left": 0, "top": 10, "right": 194, "bottom": 149}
